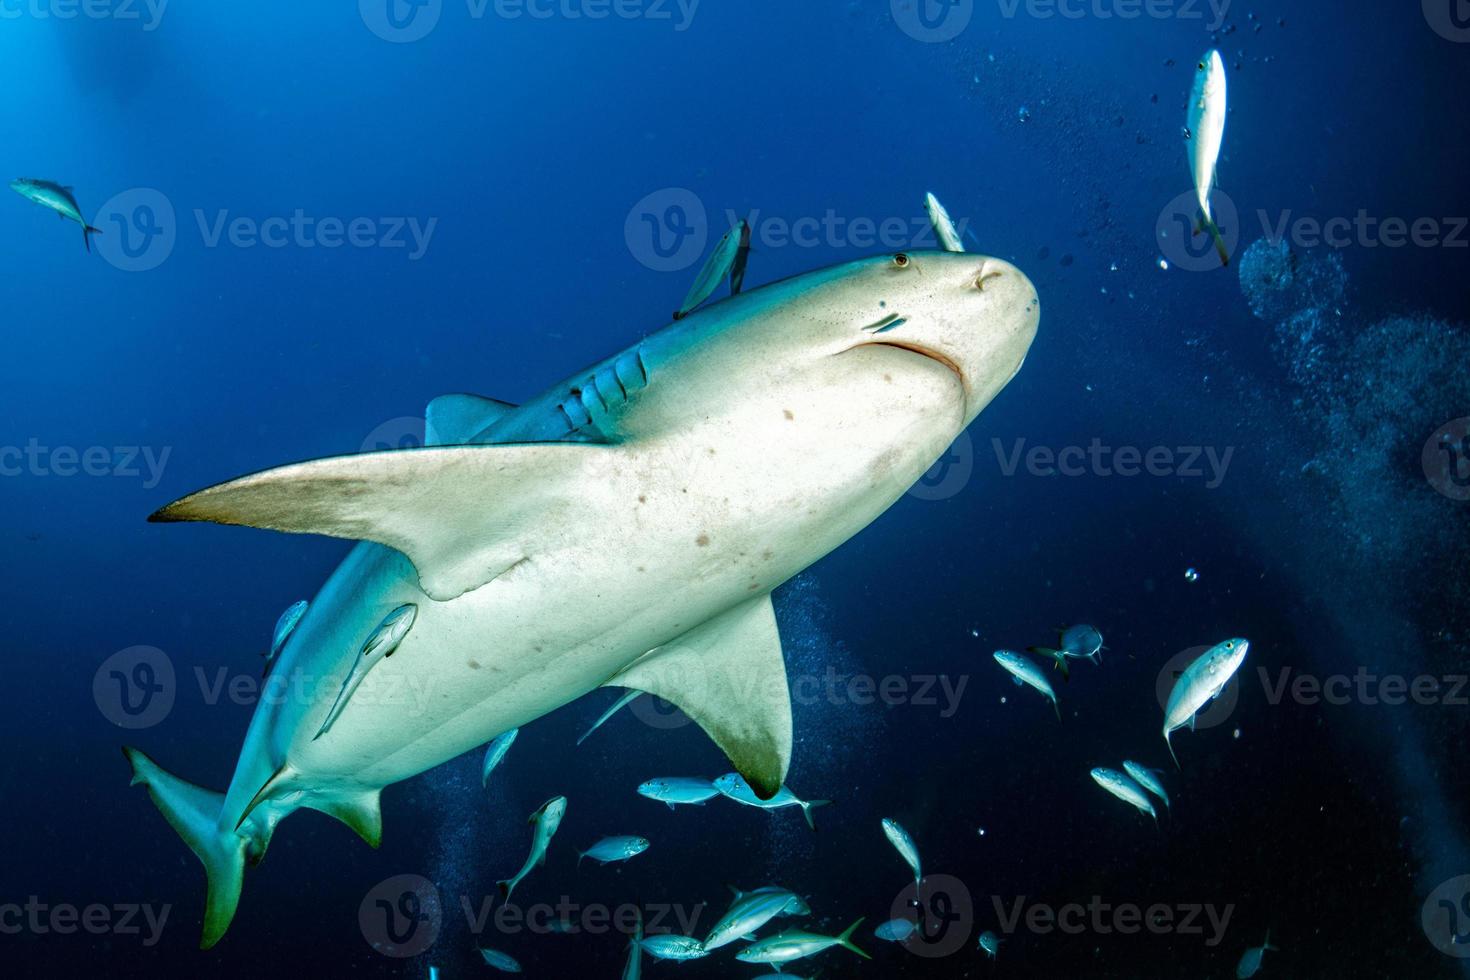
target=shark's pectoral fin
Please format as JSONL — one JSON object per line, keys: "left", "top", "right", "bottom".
{"left": 608, "top": 595, "right": 792, "bottom": 799}
{"left": 149, "top": 444, "right": 604, "bottom": 601}
{"left": 425, "top": 393, "right": 518, "bottom": 446}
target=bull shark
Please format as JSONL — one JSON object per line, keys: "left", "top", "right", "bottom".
{"left": 9, "top": 178, "right": 103, "bottom": 252}
{"left": 123, "top": 246, "right": 1039, "bottom": 948}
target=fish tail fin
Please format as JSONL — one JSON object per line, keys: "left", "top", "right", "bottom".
{"left": 497, "top": 878, "right": 514, "bottom": 903}
{"left": 1052, "top": 698, "right": 1062, "bottom": 723}
{"left": 801, "top": 799, "right": 831, "bottom": 832}
{"left": 837, "top": 917, "right": 871, "bottom": 960}
{"left": 1165, "top": 731, "right": 1181, "bottom": 770}
{"left": 1264, "top": 928, "right": 1278, "bottom": 951}
{"left": 122, "top": 746, "right": 247, "bottom": 949}
{"left": 1200, "top": 212, "right": 1230, "bottom": 266}
{"left": 84, "top": 224, "right": 102, "bottom": 253}
{"left": 576, "top": 851, "right": 587, "bottom": 869}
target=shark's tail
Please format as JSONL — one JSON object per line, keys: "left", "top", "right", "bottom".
{"left": 83, "top": 224, "right": 102, "bottom": 254}
{"left": 123, "top": 746, "right": 247, "bottom": 949}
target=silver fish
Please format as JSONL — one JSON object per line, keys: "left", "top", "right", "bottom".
{"left": 1090, "top": 767, "right": 1158, "bottom": 826}
{"left": 993, "top": 650, "right": 1060, "bottom": 721}
{"left": 925, "top": 192, "right": 964, "bottom": 252}
{"left": 577, "top": 835, "right": 649, "bottom": 867}
{"left": 497, "top": 796, "right": 567, "bottom": 902}
{"left": 674, "top": 218, "right": 748, "bottom": 320}
{"left": 481, "top": 729, "right": 519, "bottom": 787}
{"left": 1236, "top": 929, "right": 1278, "bottom": 978}
{"left": 1122, "top": 760, "right": 1171, "bottom": 814}
{"left": 713, "top": 773, "right": 830, "bottom": 831}
{"left": 9, "top": 177, "right": 102, "bottom": 252}
{"left": 1163, "top": 637, "right": 1249, "bottom": 767}
{"left": 704, "top": 885, "right": 808, "bottom": 951}
{"left": 874, "top": 918, "right": 916, "bottom": 941}
{"left": 263, "top": 599, "right": 308, "bottom": 676}
{"left": 637, "top": 776, "right": 720, "bottom": 809}
{"left": 638, "top": 934, "right": 707, "bottom": 961}
{"left": 881, "top": 818, "right": 922, "bottom": 885}
{"left": 478, "top": 948, "right": 522, "bottom": 973}
{"left": 978, "top": 929, "right": 1002, "bottom": 958}
{"left": 735, "top": 918, "right": 870, "bottom": 965}
{"left": 314, "top": 603, "right": 418, "bottom": 739}
{"left": 1186, "top": 49, "right": 1230, "bottom": 266}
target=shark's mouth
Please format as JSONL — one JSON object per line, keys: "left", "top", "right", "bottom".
{"left": 861, "top": 339, "right": 965, "bottom": 388}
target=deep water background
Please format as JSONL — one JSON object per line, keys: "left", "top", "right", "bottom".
{"left": 1, "top": 1, "right": 1468, "bottom": 977}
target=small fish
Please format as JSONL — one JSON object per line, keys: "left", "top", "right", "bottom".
{"left": 429, "top": 967, "right": 440, "bottom": 980}
{"left": 577, "top": 835, "right": 650, "bottom": 868}
{"left": 735, "top": 918, "right": 870, "bottom": 966}
{"left": 9, "top": 178, "right": 103, "bottom": 252}
{"left": 1186, "top": 49, "right": 1230, "bottom": 266}
{"left": 263, "top": 599, "right": 308, "bottom": 677}
{"left": 314, "top": 603, "right": 418, "bottom": 739}
{"left": 729, "top": 216, "right": 753, "bottom": 294}
{"left": 704, "top": 885, "right": 809, "bottom": 951}
{"left": 925, "top": 192, "right": 965, "bottom": 253}
{"left": 881, "top": 818, "right": 922, "bottom": 885}
{"left": 638, "top": 934, "right": 708, "bottom": 961}
{"left": 713, "top": 773, "right": 830, "bottom": 832}
{"left": 481, "top": 729, "right": 519, "bottom": 787}
{"left": 577, "top": 689, "right": 640, "bottom": 746}
{"left": 478, "top": 948, "right": 522, "bottom": 973}
{"left": 497, "top": 796, "right": 568, "bottom": 902}
{"left": 621, "top": 909, "right": 643, "bottom": 980}
{"left": 1058, "top": 624, "right": 1104, "bottom": 663}
{"left": 874, "top": 918, "right": 916, "bottom": 942}
{"left": 1090, "top": 767, "right": 1158, "bottom": 826}
{"left": 1236, "top": 929, "right": 1279, "bottom": 978}
{"left": 1122, "top": 760, "right": 1171, "bottom": 814}
{"left": 1163, "top": 638, "right": 1250, "bottom": 767}
{"left": 637, "top": 776, "right": 720, "bottom": 809}
{"left": 978, "top": 929, "right": 1002, "bottom": 958}
{"left": 674, "top": 219, "right": 748, "bottom": 320}
{"left": 993, "top": 650, "right": 1061, "bottom": 721}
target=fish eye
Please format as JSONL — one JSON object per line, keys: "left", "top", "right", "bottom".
{"left": 892, "top": 253, "right": 911, "bottom": 269}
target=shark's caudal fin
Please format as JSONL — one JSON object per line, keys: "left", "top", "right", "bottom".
{"left": 83, "top": 224, "right": 101, "bottom": 253}
{"left": 123, "top": 747, "right": 247, "bottom": 950}
{"left": 606, "top": 594, "right": 792, "bottom": 799}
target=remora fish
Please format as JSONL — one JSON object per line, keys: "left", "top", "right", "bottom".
{"left": 735, "top": 918, "right": 870, "bottom": 966}
{"left": 125, "top": 246, "right": 1039, "bottom": 947}
{"left": 497, "top": 796, "right": 567, "bottom": 902}
{"left": 703, "top": 885, "right": 808, "bottom": 951}
{"left": 577, "top": 835, "right": 649, "bottom": 867}
{"left": 993, "top": 650, "right": 1060, "bottom": 721}
{"left": 1090, "top": 767, "right": 1158, "bottom": 826}
{"left": 577, "top": 689, "right": 641, "bottom": 746}
{"left": 1186, "top": 49, "right": 1230, "bottom": 266}
{"left": 881, "top": 818, "right": 922, "bottom": 885}
{"left": 314, "top": 603, "right": 417, "bottom": 739}
{"left": 925, "top": 192, "right": 964, "bottom": 252}
{"left": 263, "top": 599, "right": 308, "bottom": 676}
{"left": 674, "top": 218, "right": 749, "bottom": 320}
{"left": 1162, "top": 637, "right": 1249, "bottom": 767}
{"left": 637, "top": 776, "right": 720, "bottom": 809}
{"left": 1122, "top": 760, "right": 1171, "bottom": 814}
{"left": 714, "top": 773, "right": 830, "bottom": 832}
{"left": 481, "top": 729, "right": 519, "bottom": 787}
{"left": 1236, "top": 929, "right": 1279, "bottom": 978}
{"left": 9, "top": 177, "right": 103, "bottom": 252}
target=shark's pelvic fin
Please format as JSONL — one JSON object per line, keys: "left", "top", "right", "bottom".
{"left": 425, "top": 393, "right": 518, "bottom": 446}
{"left": 148, "top": 444, "right": 604, "bottom": 601}
{"left": 309, "top": 790, "right": 384, "bottom": 849}
{"left": 608, "top": 594, "right": 792, "bottom": 799}
{"left": 123, "top": 747, "right": 249, "bottom": 950}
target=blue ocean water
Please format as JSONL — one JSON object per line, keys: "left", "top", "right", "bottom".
{"left": 2, "top": 1, "right": 1468, "bottom": 977}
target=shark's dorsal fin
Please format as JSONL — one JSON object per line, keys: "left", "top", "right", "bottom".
{"left": 150, "top": 444, "right": 603, "bottom": 601}
{"left": 425, "top": 393, "right": 517, "bottom": 446}
{"left": 608, "top": 595, "right": 791, "bottom": 798}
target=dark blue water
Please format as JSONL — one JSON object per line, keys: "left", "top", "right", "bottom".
{"left": 3, "top": 2, "right": 1468, "bottom": 977}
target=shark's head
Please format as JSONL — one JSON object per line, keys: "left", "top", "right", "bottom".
{"left": 812, "top": 250, "right": 1040, "bottom": 426}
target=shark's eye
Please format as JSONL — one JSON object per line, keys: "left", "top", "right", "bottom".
{"left": 892, "top": 253, "right": 911, "bottom": 269}
{"left": 1197, "top": 61, "right": 1205, "bottom": 70}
